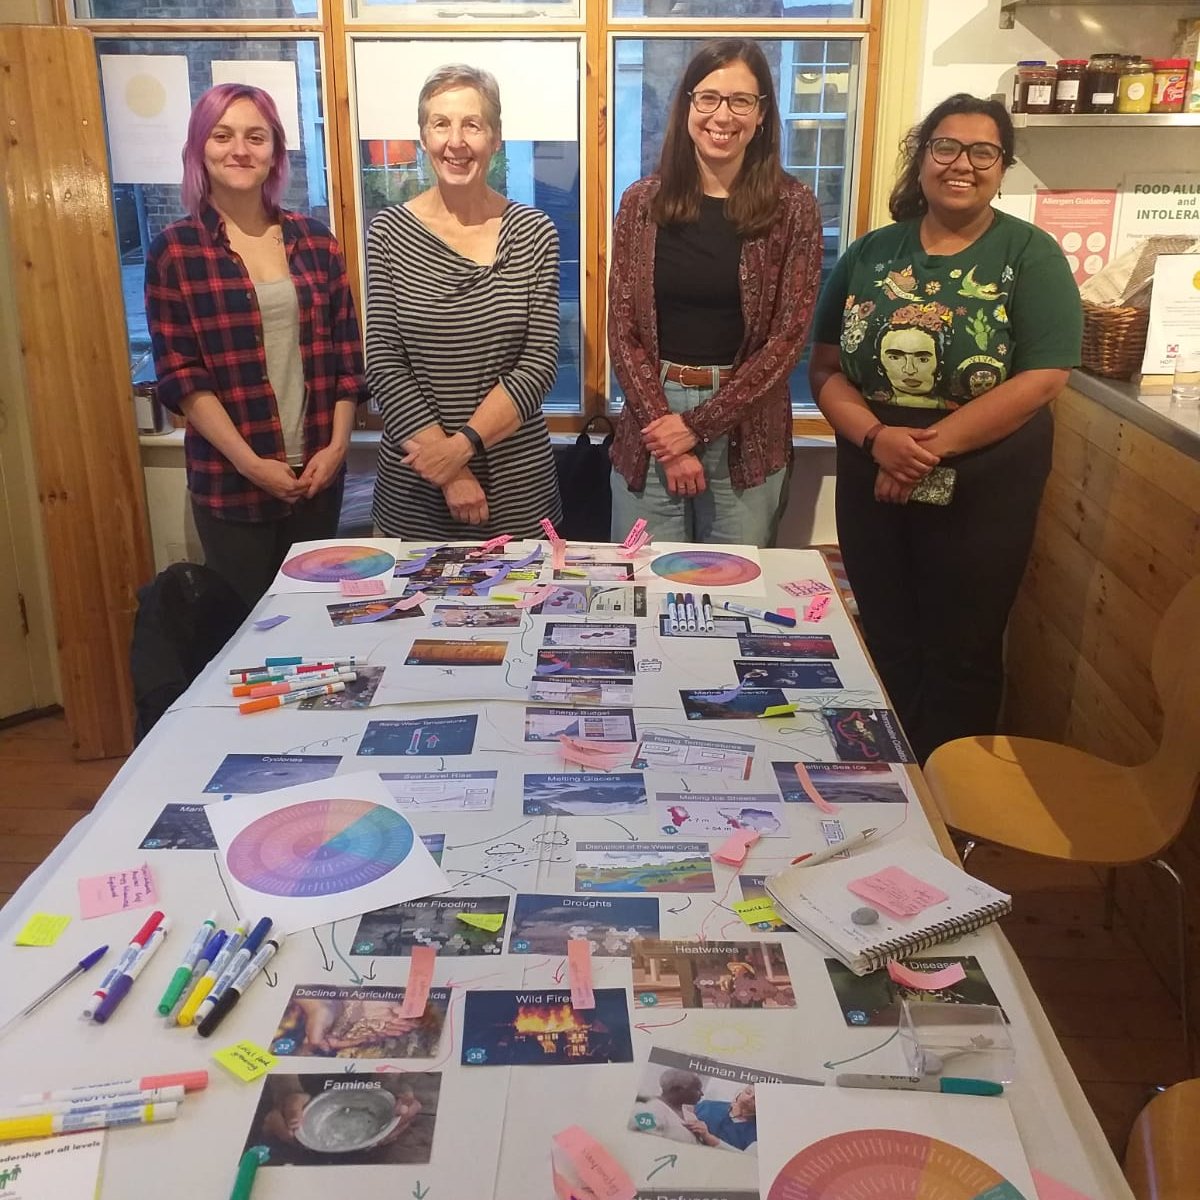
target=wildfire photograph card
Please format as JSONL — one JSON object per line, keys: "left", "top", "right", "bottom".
{"left": 536, "top": 648, "right": 637, "bottom": 677}
{"left": 771, "top": 761, "right": 908, "bottom": 805}
{"left": 508, "top": 894, "right": 660, "bottom": 955}
{"left": 460, "top": 988, "right": 634, "bottom": 1067}
{"left": 404, "top": 639, "right": 508, "bottom": 667}
{"left": 575, "top": 841, "right": 715, "bottom": 893}
{"left": 630, "top": 940, "right": 797, "bottom": 1010}
{"left": 523, "top": 772, "right": 647, "bottom": 816}
{"left": 350, "top": 895, "right": 509, "bottom": 958}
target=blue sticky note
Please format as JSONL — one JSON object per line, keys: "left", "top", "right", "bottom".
{"left": 253, "top": 614, "right": 290, "bottom": 631}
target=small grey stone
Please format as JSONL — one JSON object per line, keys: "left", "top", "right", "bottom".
{"left": 851, "top": 906, "right": 879, "bottom": 926}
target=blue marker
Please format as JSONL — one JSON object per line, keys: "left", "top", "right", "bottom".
{"left": 193, "top": 918, "right": 272, "bottom": 1027}
{"left": 166, "top": 929, "right": 227, "bottom": 1023}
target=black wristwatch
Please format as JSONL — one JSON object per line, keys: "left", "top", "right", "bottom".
{"left": 458, "top": 424, "right": 485, "bottom": 457}
{"left": 861, "top": 421, "right": 884, "bottom": 461}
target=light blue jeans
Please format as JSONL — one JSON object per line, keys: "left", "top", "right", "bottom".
{"left": 611, "top": 368, "right": 789, "bottom": 546}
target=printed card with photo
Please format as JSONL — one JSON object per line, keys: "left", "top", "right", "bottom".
{"left": 680, "top": 689, "right": 793, "bottom": 721}
{"left": 575, "top": 841, "right": 715, "bottom": 893}
{"left": 429, "top": 604, "right": 522, "bottom": 628}
{"left": 405, "top": 639, "right": 508, "bottom": 667}
{"left": 736, "top": 633, "right": 838, "bottom": 659}
{"left": 737, "top": 874, "right": 794, "bottom": 931}
{"left": 654, "top": 793, "right": 788, "bottom": 838}
{"left": 460, "top": 988, "right": 633, "bottom": 1067}
{"left": 536, "top": 648, "right": 637, "bottom": 677}
{"left": 825, "top": 955, "right": 1005, "bottom": 1027}
{"left": 509, "top": 894, "right": 660, "bottom": 955}
{"left": 202, "top": 753, "right": 342, "bottom": 795}
{"left": 821, "top": 707, "right": 916, "bottom": 763}
{"left": 523, "top": 772, "right": 647, "bottom": 816}
{"left": 632, "top": 732, "right": 754, "bottom": 781}
{"left": 771, "top": 761, "right": 908, "bottom": 805}
{"left": 529, "top": 677, "right": 635, "bottom": 706}
{"left": 351, "top": 896, "right": 509, "bottom": 957}
{"left": 241, "top": 1071, "right": 441, "bottom": 1166}
{"left": 139, "top": 803, "right": 216, "bottom": 850}
{"left": 381, "top": 770, "right": 497, "bottom": 812}
{"left": 269, "top": 984, "right": 449, "bottom": 1058}
{"left": 327, "top": 597, "right": 425, "bottom": 626}
{"left": 297, "top": 664, "right": 386, "bottom": 710}
{"left": 553, "top": 561, "right": 634, "bottom": 582}
{"left": 631, "top": 940, "right": 796, "bottom": 1009}
{"left": 732, "top": 660, "right": 843, "bottom": 689}
{"left": 544, "top": 622, "right": 637, "bottom": 648}
{"left": 629, "top": 1047, "right": 817, "bottom": 1153}
{"left": 358, "top": 715, "right": 478, "bottom": 757}
{"left": 658, "top": 614, "right": 750, "bottom": 638}
{"left": 523, "top": 707, "right": 637, "bottom": 743}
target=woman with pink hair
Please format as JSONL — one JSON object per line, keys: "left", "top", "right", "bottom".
{"left": 145, "top": 83, "right": 367, "bottom": 606}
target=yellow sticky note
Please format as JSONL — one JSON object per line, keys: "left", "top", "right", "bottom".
{"left": 732, "top": 898, "right": 781, "bottom": 925}
{"left": 214, "top": 1041, "right": 276, "bottom": 1083}
{"left": 15, "top": 913, "right": 72, "bottom": 946}
{"left": 457, "top": 912, "right": 505, "bottom": 933}
{"left": 491, "top": 594, "right": 521, "bottom": 602}
{"left": 762, "top": 703, "right": 798, "bottom": 717}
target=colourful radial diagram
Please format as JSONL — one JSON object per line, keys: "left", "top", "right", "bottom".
{"left": 226, "top": 799, "right": 414, "bottom": 898}
{"left": 649, "top": 550, "right": 762, "bottom": 587}
{"left": 281, "top": 545, "right": 396, "bottom": 583}
{"left": 766, "top": 1129, "right": 1028, "bottom": 1200}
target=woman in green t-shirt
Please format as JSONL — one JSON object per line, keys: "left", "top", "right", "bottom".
{"left": 809, "top": 94, "right": 1082, "bottom": 764}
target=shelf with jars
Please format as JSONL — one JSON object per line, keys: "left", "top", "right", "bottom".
{"left": 1011, "top": 111, "right": 1200, "bottom": 127}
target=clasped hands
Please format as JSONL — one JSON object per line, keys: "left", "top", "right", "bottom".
{"left": 244, "top": 442, "right": 347, "bottom": 504}
{"left": 871, "top": 425, "right": 941, "bottom": 505}
{"left": 643, "top": 412, "right": 706, "bottom": 497}
{"left": 402, "top": 433, "right": 488, "bottom": 525}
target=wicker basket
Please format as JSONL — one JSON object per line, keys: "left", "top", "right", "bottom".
{"left": 1081, "top": 300, "right": 1150, "bottom": 381}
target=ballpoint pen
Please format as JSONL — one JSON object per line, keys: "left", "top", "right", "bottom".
{"left": 0, "top": 945, "right": 107, "bottom": 1038}
{"left": 788, "top": 826, "right": 879, "bottom": 868}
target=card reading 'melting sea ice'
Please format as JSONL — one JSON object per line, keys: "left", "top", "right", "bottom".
{"left": 732, "top": 660, "right": 843, "bottom": 690}
{"left": 350, "top": 895, "right": 510, "bottom": 957}
{"left": 575, "top": 841, "right": 715, "bottom": 893}
{"left": 821, "top": 707, "right": 916, "bottom": 763}
{"left": 630, "top": 939, "right": 796, "bottom": 1009}
{"left": 523, "top": 707, "right": 637, "bottom": 742}
{"left": 357, "top": 715, "right": 479, "bottom": 757}
{"left": 632, "top": 732, "right": 754, "bottom": 780}
{"left": 771, "top": 761, "right": 908, "bottom": 805}
{"left": 654, "top": 793, "right": 788, "bottom": 838}
{"left": 509, "top": 894, "right": 660, "bottom": 955}
{"left": 380, "top": 770, "right": 497, "bottom": 812}
{"left": 523, "top": 772, "right": 647, "bottom": 816}
{"left": 202, "top": 753, "right": 342, "bottom": 795}
{"left": 139, "top": 803, "right": 216, "bottom": 850}
{"left": 679, "top": 689, "right": 792, "bottom": 721}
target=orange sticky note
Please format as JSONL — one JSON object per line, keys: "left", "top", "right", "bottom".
{"left": 567, "top": 939, "right": 595, "bottom": 1010}
{"left": 794, "top": 762, "right": 837, "bottom": 814}
{"left": 713, "top": 829, "right": 760, "bottom": 866}
{"left": 401, "top": 945, "right": 436, "bottom": 1017}
{"left": 805, "top": 594, "right": 831, "bottom": 622}
{"left": 886, "top": 959, "right": 968, "bottom": 991}
{"left": 552, "top": 1126, "right": 636, "bottom": 1200}
{"left": 849, "top": 866, "right": 948, "bottom": 918}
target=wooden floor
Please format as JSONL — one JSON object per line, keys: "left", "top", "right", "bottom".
{"left": 0, "top": 714, "right": 1185, "bottom": 1163}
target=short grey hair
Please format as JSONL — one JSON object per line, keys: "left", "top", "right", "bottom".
{"left": 417, "top": 64, "right": 502, "bottom": 134}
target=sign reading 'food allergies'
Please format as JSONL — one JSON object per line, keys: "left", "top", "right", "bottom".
{"left": 1115, "top": 173, "right": 1200, "bottom": 257}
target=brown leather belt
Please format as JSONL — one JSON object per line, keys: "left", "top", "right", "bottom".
{"left": 663, "top": 363, "right": 733, "bottom": 388}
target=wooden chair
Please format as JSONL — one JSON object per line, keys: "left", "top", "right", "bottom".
{"left": 1123, "top": 1078, "right": 1200, "bottom": 1200}
{"left": 922, "top": 576, "right": 1200, "bottom": 1069}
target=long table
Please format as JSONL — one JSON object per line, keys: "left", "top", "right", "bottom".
{"left": 0, "top": 545, "right": 1133, "bottom": 1198}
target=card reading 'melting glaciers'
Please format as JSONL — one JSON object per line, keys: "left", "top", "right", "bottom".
{"left": 357, "top": 715, "right": 478, "bottom": 757}
{"left": 509, "top": 894, "right": 660, "bottom": 955}
{"left": 139, "top": 803, "right": 216, "bottom": 850}
{"left": 821, "top": 707, "right": 915, "bottom": 763}
{"left": 523, "top": 772, "right": 647, "bottom": 816}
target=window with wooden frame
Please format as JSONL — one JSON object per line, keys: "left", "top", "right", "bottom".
{"left": 66, "top": 0, "right": 882, "bottom": 437}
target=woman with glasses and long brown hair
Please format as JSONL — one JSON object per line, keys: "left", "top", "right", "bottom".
{"left": 809, "top": 93, "right": 1082, "bottom": 764}
{"left": 608, "top": 39, "right": 823, "bottom": 547}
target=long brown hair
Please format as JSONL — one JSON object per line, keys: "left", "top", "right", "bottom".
{"left": 651, "top": 39, "right": 783, "bottom": 238}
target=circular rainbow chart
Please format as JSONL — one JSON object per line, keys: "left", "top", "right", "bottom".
{"left": 766, "top": 1130, "right": 1027, "bottom": 1199}
{"left": 226, "top": 798, "right": 414, "bottom": 898}
{"left": 650, "top": 550, "right": 762, "bottom": 587}
{"left": 281, "top": 545, "right": 396, "bottom": 583}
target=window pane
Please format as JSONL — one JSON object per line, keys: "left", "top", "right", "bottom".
{"left": 612, "top": 1, "right": 861, "bottom": 18}
{"left": 610, "top": 36, "right": 860, "bottom": 413}
{"left": 353, "top": 0, "right": 578, "bottom": 16}
{"left": 353, "top": 40, "right": 583, "bottom": 413}
{"left": 79, "top": 1, "right": 318, "bottom": 17}
{"left": 95, "top": 38, "right": 327, "bottom": 381}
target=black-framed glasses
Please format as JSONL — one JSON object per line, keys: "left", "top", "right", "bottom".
{"left": 688, "top": 90, "right": 765, "bottom": 116}
{"left": 926, "top": 137, "right": 1003, "bottom": 169}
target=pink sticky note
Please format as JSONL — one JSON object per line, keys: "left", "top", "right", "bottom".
{"left": 551, "top": 542, "right": 567, "bottom": 571}
{"left": 559, "top": 736, "right": 634, "bottom": 771}
{"left": 1033, "top": 1170, "right": 1097, "bottom": 1200}
{"left": 805, "top": 594, "right": 831, "bottom": 622}
{"left": 848, "top": 866, "right": 948, "bottom": 918}
{"left": 552, "top": 1127, "right": 636, "bottom": 1200}
{"left": 794, "top": 763, "right": 837, "bottom": 814}
{"left": 886, "top": 959, "right": 968, "bottom": 991}
{"left": 471, "top": 534, "right": 513, "bottom": 556}
{"left": 777, "top": 606, "right": 798, "bottom": 621}
{"left": 78, "top": 863, "right": 158, "bottom": 919}
{"left": 401, "top": 945, "right": 436, "bottom": 1017}
{"left": 567, "top": 939, "right": 595, "bottom": 1010}
{"left": 516, "top": 586, "right": 556, "bottom": 610}
{"left": 781, "top": 578, "right": 833, "bottom": 598}
{"left": 340, "top": 578, "right": 386, "bottom": 597}
{"left": 713, "top": 829, "right": 760, "bottom": 866}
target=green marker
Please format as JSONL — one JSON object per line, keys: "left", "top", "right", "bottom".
{"left": 231, "top": 1146, "right": 270, "bottom": 1199}
{"left": 156, "top": 912, "right": 216, "bottom": 1015}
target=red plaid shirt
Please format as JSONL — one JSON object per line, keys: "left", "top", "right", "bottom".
{"left": 145, "top": 203, "right": 368, "bottom": 522}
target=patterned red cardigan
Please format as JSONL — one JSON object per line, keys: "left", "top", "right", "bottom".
{"left": 608, "top": 174, "right": 824, "bottom": 493}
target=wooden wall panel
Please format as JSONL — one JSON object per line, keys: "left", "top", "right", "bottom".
{"left": 1004, "top": 385, "right": 1200, "bottom": 1032}
{"left": 0, "top": 25, "right": 152, "bottom": 758}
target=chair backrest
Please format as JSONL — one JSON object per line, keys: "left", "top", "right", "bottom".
{"left": 1134, "top": 576, "right": 1200, "bottom": 840}
{"left": 1123, "top": 1077, "right": 1200, "bottom": 1200}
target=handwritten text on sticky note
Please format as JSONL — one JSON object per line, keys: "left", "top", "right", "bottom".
{"left": 848, "top": 866, "right": 948, "bottom": 918}
{"left": 401, "top": 945, "right": 436, "bottom": 1018}
{"left": 214, "top": 1041, "right": 277, "bottom": 1082}
{"left": 77, "top": 864, "right": 158, "bottom": 919}
{"left": 732, "top": 898, "right": 780, "bottom": 926}
{"left": 340, "top": 578, "right": 387, "bottom": 597}
{"left": 15, "top": 913, "right": 72, "bottom": 946}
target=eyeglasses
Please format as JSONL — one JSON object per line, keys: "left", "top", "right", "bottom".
{"left": 688, "top": 90, "right": 765, "bottom": 116}
{"left": 926, "top": 137, "right": 1004, "bottom": 169}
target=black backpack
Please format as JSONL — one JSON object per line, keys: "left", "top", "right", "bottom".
{"left": 554, "top": 415, "right": 615, "bottom": 542}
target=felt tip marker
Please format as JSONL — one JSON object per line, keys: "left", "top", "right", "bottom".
{"left": 239, "top": 682, "right": 345, "bottom": 714}
{"left": 178, "top": 921, "right": 248, "bottom": 1026}
{"left": 157, "top": 912, "right": 216, "bottom": 1015}
{"left": 836, "top": 1073, "right": 1004, "bottom": 1096}
{"left": 701, "top": 593, "right": 714, "bottom": 632}
{"left": 0, "top": 1101, "right": 179, "bottom": 1143}
{"left": 92, "top": 918, "right": 172, "bottom": 1025}
{"left": 167, "top": 930, "right": 227, "bottom": 1022}
{"left": 720, "top": 600, "right": 797, "bottom": 628}
{"left": 665, "top": 593, "right": 680, "bottom": 633}
{"left": 197, "top": 933, "right": 284, "bottom": 1039}
{"left": 82, "top": 911, "right": 164, "bottom": 1019}
{"left": 230, "top": 667, "right": 344, "bottom": 694}
{"left": 243, "top": 670, "right": 354, "bottom": 699}
{"left": 226, "top": 663, "right": 341, "bottom": 685}
{"left": 264, "top": 656, "right": 360, "bottom": 668}
{"left": 0, "top": 1086, "right": 186, "bottom": 1118}
{"left": 193, "top": 918, "right": 272, "bottom": 1027}
{"left": 683, "top": 593, "right": 698, "bottom": 632}
{"left": 0, "top": 945, "right": 108, "bottom": 1039}
{"left": 231, "top": 1146, "right": 271, "bottom": 1200}
{"left": 18, "top": 1071, "right": 208, "bottom": 1106}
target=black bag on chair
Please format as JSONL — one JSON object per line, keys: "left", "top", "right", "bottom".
{"left": 554, "top": 415, "right": 615, "bottom": 542}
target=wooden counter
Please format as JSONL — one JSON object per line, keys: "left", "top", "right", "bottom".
{"left": 1004, "top": 370, "right": 1200, "bottom": 1031}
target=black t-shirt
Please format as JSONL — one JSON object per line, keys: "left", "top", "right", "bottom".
{"left": 654, "top": 195, "right": 744, "bottom": 365}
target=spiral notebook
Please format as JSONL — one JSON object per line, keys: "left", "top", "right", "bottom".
{"left": 765, "top": 838, "right": 1011, "bottom": 976}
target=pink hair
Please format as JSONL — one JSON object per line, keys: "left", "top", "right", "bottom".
{"left": 180, "top": 83, "right": 289, "bottom": 217}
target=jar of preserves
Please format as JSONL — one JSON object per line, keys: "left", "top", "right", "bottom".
{"left": 1117, "top": 58, "right": 1155, "bottom": 113}
{"left": 1053, "top": 59, "right": 1088, "bottom": 113}
{"left": 1151, "top": 58, "right": 1189, "bottom": 113}
{"left": 1015, "top": 61, "right": 1056, "bottom": 113}
{"left": 1013, "top": 60, "right": 1049, "bottom": 113}
{"left": 1083, "top": 54, "right": 1123, "bottom": 113}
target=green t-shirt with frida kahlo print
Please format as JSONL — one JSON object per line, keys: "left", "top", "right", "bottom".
{"left": 813, "top": 209, "right": 1082, "bottom": 410}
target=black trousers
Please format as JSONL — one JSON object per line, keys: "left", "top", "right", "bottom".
{"left": 835, "top": 404, "right": 1052, "bottom": 765}
{"left": 191, "top": 476, "right": 345, "bottom": 610}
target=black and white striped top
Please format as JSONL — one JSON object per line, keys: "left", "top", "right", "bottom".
{"left": 367, "top": 201, "right": 563, "bottom": 539}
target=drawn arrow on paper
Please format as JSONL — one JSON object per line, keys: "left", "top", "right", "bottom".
{"left": 647, "top": 1154, "right": 678, "bottom": 1180}
{"left": 412, "top": 1182, "right": 430, "bottom": 1199}
{"left": 263, "top": 969, "right": 279, "bottom": 988}
{"left": 330, "top": 921, "right": 365, "bottom": 985}
{"left": 667, "top": 897, "right": 693, "bottom": 914}
{"left": 553, "top": 958, "right": 566, "bottom": 984}
{"left": 313, "top": 928, "right": 334, "bottom": 972}
{"left": 680, "top": 778, "right": 691, "bottom": 792}
{"left": 634, "top": 1014, "right": 688, "bottom": 1034}
{"left": 364, "top": 960, "right": 377, "bottom": 981}
{"left": 604, "top": 818, "right": 637, "bottom": 841}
